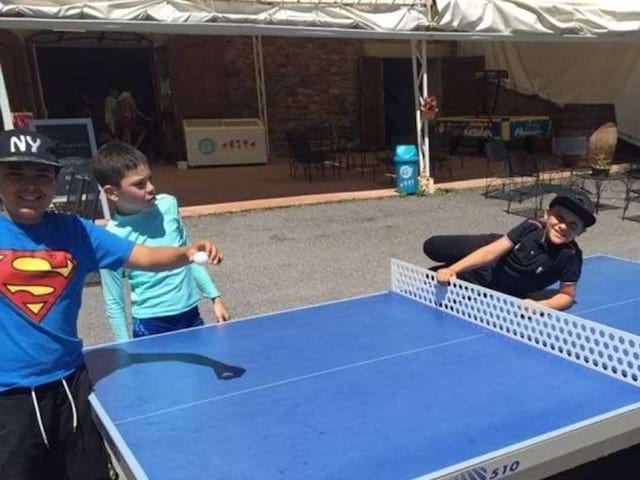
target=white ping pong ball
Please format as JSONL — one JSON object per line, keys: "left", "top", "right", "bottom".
{"left": 193, "top": 251, "right": 209, "bottom": 265}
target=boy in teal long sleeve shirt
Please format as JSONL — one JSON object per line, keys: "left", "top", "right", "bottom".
{"left": 95, "top": 143, "right": 229, "bottom": 341}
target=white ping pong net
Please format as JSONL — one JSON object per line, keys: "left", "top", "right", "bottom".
{"left": 391, "top": 259, "right": 640, "bottom": 387}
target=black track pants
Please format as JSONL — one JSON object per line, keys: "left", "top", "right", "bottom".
{"left": 0, "top": 366, "right": 111, "bottom": 480}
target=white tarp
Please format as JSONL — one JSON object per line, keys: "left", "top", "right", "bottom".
{"left": 2, "top": 0, "right": 640, "bottom": 41}
{"left": 0, "top": 0, "right": 435, "bottom": 33}
{"left": 437, "top": 2, "right": 640, "bottom": 144}
{"left": 436, "top": 1, "right": 640, "bottom": 40}
{"left": 4, "top": 0, "right": 640, "bottom": 143}
{"left": 460, "top": 41, "right": 640, "bottom": 145}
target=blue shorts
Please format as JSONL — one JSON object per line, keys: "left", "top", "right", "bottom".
{"left": 133, "top": 306, "right": 204, "bottom": 338}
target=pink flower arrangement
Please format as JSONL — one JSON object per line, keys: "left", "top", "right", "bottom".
{"left": 420, "top": 95, "right": 438, "bottom": 119}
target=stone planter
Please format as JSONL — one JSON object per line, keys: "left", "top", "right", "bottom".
{"left": 589, "top": 122, "right": 618, "bottom": 159}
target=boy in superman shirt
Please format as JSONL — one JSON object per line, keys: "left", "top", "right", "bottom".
{"left": 94, "top": 142, "right": 229, "bottom": 341}
{"left": 0, "top": 129, "right": 221, "bottom": 480}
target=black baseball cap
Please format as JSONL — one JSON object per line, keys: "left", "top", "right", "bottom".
{"left": 0, "top": 129, "right": 61, "bottom": 171}
{"left": 549, "top": 189, "right": 596, "bottom": 228}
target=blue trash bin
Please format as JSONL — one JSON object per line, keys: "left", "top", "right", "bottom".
{"left": 393, "top": 145, "right": 419, "bottom": 195}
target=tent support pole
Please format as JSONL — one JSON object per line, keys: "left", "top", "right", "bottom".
{"left": 253, "top": 36, "right": 270, "bottom": 157}
{"left": 30, "top": 44, "right": 47, "bottom": 119}
{"left": 0, "top": 59, "right": 13, "bottom": 130}
{"left": 411, "top": 39, "right": 433, "bottom": 193}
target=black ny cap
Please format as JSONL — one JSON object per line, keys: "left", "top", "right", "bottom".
{"left": 549, "top": 189, "right": 596, "bottom": 228}
{"left": 0, "top": 129, "right": 61, "bottom": 170}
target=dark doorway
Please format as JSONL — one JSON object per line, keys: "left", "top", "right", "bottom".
{"left": 35, "top": 46, "right": 157, "bottom": 150}
{"left": 383, "top": 59, "right": 416, "bottom": 147}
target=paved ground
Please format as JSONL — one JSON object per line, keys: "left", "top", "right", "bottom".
{"left": 79, "top": 183, "right": 640, "bottom": 480}
{"left": 80, "top": 183, "right": 640, "bottom": 345}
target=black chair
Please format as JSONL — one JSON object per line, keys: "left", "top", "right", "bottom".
{"left": 304, "top": 125, "right": 341, "bottom": 178}
{"left": 484, "top": 139, "right": 549, "bottom": 217}
{"left": 430, "top": 134, "right": 453, "bottom": 179}
{"left": 335, "top": 125, "right": 368, "bottom": 173}
{"left": 484, "top": 139, "right": 536, "bottom": 194}
{"left": 622, "top": 170, "right": 640, "bottom": 221}
{"left": 52, "top": 173, "right": 101, "bottom": 220}
{"left": 77, "top": 176, "right": 102, "bottom": 220}
{"left": 372, "top": 148, "right": 394, "bottom": 183}
{"left": 68, "top": 174, "right": 101, "bottom": 220}
{"left": 305, "top": 124, "right": 334, "bottom": 152}
{"left": 284, "top": 130, "right": 326, "bottom": 182}
{"left": 334, "top": 125, "right": 385, "bottom": 175}
{"left": 550, "top": 135, "right": 589, "bottom": 190}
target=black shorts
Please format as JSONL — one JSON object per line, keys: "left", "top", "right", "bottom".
{"left": 0, "top": 365, "right": 112, "bottom": 480}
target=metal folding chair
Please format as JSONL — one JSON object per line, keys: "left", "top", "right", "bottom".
{"left": 484, "top": 140, "right": 544, "bottom": 217}
{"left": 550, "top": 135, "right": 589, "bottom": 191}
{"left": 622, "top": 171, "right": 640, "bottom": 221}
{"left": 430, "top": 134, "right": 453, "bottom": 179}
{"left": 56, "top": 174, "right": 101, "bottom": 220}
{"left": 284, "top": 130, "right": 326, "bottom": 182}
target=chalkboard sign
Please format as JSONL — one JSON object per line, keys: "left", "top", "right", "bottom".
{"left": 30, "top": 118, "right": 97, "bottom": 187}
{"left": 29, "top": 118, "right": 109, "bottom": 220}
{"left": 30, "top": 118, "right": 97, "bottom": 156}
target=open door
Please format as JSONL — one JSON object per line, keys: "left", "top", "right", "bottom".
{"left": 359, "top": 57, "right": 385, "bottom": 148}
{"left": 383, "top": 58, "right": 416, "bottom": 147}
{"left": 34, "top": 45, "right": 157, "bottom": 151}
{"left": 441, "top": 56, "right": 484, "bottom": 116}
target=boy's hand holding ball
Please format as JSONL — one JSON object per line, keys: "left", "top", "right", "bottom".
{"left": 193, "top": 251, "right": 209, "bottom": 265}
{"left": 188, "top": 241, "right": 223, "bottom": 265}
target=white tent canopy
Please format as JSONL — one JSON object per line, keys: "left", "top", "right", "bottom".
{"left": 436, "top": 1, "right": 640, "bottom": 41}
{"left": 433, "top": 1, "right": 640, "bottom": 146}
{"left": 1, "top": 1, "right": 640, "bottom": 42}
{"left": 460, "top": 40, "right": 640, "bottom": 146}
{"left": 0, "top": 0, "right": 436, "bottom": 37}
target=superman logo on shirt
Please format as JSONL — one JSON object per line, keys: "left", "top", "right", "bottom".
{"left": 0, "top": 250, "right": 76, "bottom": 323}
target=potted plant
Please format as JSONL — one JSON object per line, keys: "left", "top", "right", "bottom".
{"left": 420, "top": 95, "right": 439, "bottom": 121}
{"left": 589, "top": 153, "right": 612, "bottom": 177}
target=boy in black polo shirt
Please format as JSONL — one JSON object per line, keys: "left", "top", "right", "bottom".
{"left": 423, "top": 190, "right": 596, "bottom": 311}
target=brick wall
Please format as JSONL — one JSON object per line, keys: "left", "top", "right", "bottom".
{"left": 167, "top": 36, "right": 362, "bottom": 156}
{"left": 262, "top": 37, "right": 363, "bottom": 153}
{"left": 214, "top": 37, "right": 364, "bottom": 155}
{"left": 223, "top": 37, "right": 258, "bottom": 119}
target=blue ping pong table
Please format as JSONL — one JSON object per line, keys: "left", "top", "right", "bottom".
{"left": 86, "top": 254, "right": 640, "bottom": 480}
